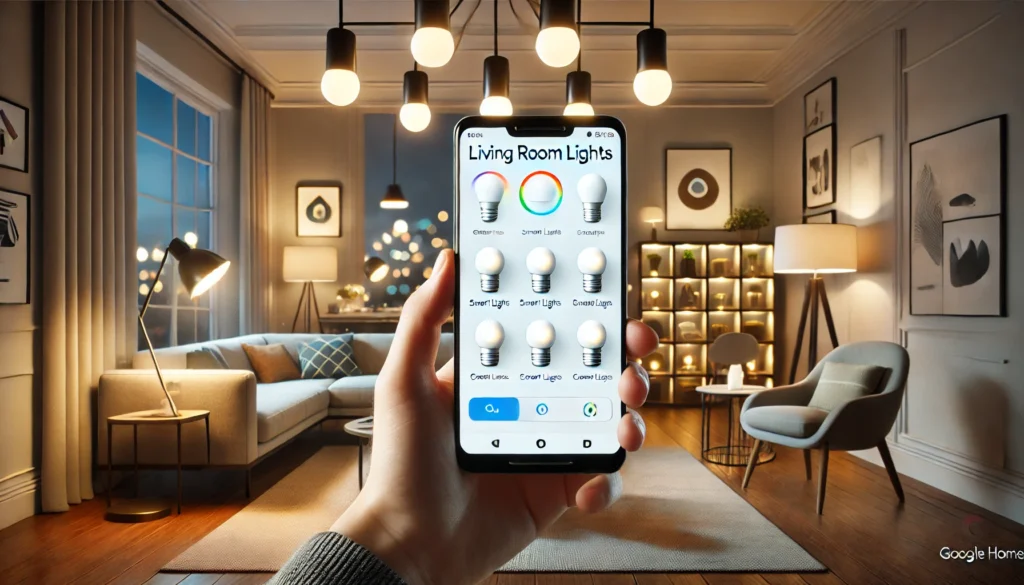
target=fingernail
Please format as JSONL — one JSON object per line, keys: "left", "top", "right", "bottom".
{"left": 433, "top": 250, "right": 447, "bottom": 275}
{"left": 631, "top": 361, "right": 650, "bottom": 389}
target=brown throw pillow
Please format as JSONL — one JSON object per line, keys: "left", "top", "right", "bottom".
{"left": 242, "top": 343, "right": 301, "bottom": 383}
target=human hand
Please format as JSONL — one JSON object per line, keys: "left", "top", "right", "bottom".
{"left": 331, "top": 249, "right": 658, "bottom": 585}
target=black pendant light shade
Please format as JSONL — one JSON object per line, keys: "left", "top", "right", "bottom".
{"left": 322, "top": 26, "right": 360, "bottom": 106}
{"left": 637, "top": 28, "right": 667, "bottom": 72}
{"left": 564, "top": 70, "right": 594, "bottom": 115}
{"left": 364, "top": 256, "right": 390, "bottom": 282}
{"left": 326, "top": 27, "right": 357, "bottom": 71}
{"left": 415, "top": 0, "right": 450, "bottom": 29}
{"left": 403, "top": 70, "right": 429, "bottom": 105}
{"left": 483, "top": 55, "right": 510, "bottom": 99}
{"left": 381, "top": 184, "right": 409, "bottom": 209}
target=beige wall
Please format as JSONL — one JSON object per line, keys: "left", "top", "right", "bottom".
{"left": 0, "top": 0, "right": 40, "bottom": 531}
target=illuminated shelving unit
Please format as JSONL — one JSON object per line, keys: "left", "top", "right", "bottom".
{"left": 638, "top": 242, "right": 775, "bottom": 405}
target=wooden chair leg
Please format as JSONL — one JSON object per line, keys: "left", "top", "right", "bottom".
{"left": 803, "top": 449, "right": 812, "bottom": 481}
{"left": 742, "top": 439, "right": 763, "bottom": 489}
{"left": 877, "top": 440, "right": 906, "bottom": 502}
{"left": 816, "top": 445, "right": 829, "bottom": 514}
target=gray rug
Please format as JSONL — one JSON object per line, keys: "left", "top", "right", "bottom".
{"left": 166, "top": 446, "right": 824, "bottom": 573}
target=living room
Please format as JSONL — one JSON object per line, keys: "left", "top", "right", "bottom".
{"left": 1, "top": 0, "right": 1022, "bottom": 584}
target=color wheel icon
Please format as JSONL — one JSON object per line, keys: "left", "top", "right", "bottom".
{"left": 519, "top": 171, "right": 563, "bottom": 216}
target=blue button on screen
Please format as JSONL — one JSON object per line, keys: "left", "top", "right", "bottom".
{"left": 468, "top": 398, "right": 520, "bottom": 421}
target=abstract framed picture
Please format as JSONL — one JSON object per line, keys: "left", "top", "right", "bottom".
{"left": 804, "top": 78, "right": 835, "bottom": 135}
{"left": 850, "top": 136, "right": 882, "bottom": 220}
{"left": 803, "top": 125, "right": 836, "bottom": 210}
{"left": 803, "top": 209, "right": 836, "bottom": 224}
{"left": 664, "top": 148, "right": 732, "bottom": 230}
{"left": 0, "top": 96, "right": 29, "bottom": 173}
{"left": 909, "top": 115, "right": 1005, "bottom": 316}
{"left": 297, "top": 184, "right": 342, "bottom": 237}
{"left": 0, "top": 188, "right": 29, "bottom": 304}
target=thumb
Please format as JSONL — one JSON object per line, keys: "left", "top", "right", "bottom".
{"left": 379, "top": 249, "right": 455, "bottom": 389}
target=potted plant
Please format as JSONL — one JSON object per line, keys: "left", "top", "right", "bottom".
{"left": 680, "top": 249, "right": 698, "bottom": 278}
{"left": 724, "top": 206, "right": 770, "bottom": 243}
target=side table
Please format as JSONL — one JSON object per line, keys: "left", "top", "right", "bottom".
{"left": 106, "top": 409, "right": 210, "bottom": 522}
{"left": 696, "top": 385, "right": 776, "bottom": 467}
{"left": 343, "top": 416, "right": 373, "bottom": 490}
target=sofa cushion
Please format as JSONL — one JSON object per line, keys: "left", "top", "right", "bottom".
{"left": 300, "top": 337, "right": 362, "bottom": 379}
{"left": 327, "top": 375, "right": 377, "bottom": 409}
{"left": 205, "top": 334, "right": 268, "bottom": 371}
{"left": 351, "top": 333, "right": 453, "bottom": 375}
{"left": 256, "top": 379, "right": 332, "bottom": 442}
{"left": 808, "top": 362, "right": 885, "bottom": 412}
{"left": 243, "top": 343, "right": 302, "bottom": 383}
{"left": 186, "top": 348, "right": 228, "bottom": 369}
{"left": 263, "top": 333, "right": 355, "bottom": 366}
{"left": 742, "top": 405, "right": 828, "bottom": 439}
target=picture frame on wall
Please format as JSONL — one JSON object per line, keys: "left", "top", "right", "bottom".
{"left": 297, "top": 184, "right": 342, "bottom": 237}
{"left": 850, "top": 136, "right": 882, "bottom": 220}
{"left": 803, "top": 209, "right": 836, "bottom": 224}
{"left": 803, "top": 125, "right": 836, "bottom": 210}
{"left": 909, "top": 115, "right": 1006, "bottom": 317}
{"left": 804, "top": 78, "right": 835, "bottom": 135}
{"left": 0, "top": 96, "right": 29, "bottom": 173}
{"left": 0, "top": 188, "right": 30, "bottom": 304}
{"left": 664, "top": 148, "right": 732, "bottom": 230}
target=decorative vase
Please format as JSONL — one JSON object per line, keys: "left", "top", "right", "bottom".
{"left": 739, "top": 229, "right": 759, "bottom": 244}
{"left": 680, "top": 257, "right": 697, "bottom": 278}
{"left": 727, "top": 364, "right": 744, "bottom": 390}
{"left": 746, "top": 252, "right": 760, "bottom": 276}
{"left": 679, "top": 283, "right": 697, "bottom": 308}
{"left": 647, "top": 254, "right": 662, "bottom": 274}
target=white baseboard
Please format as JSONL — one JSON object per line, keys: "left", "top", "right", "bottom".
{"left": 0, "top": 469, "right": 38, "bottom": 530}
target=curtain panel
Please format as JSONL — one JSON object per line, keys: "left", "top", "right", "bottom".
{"left": 41, "top": 0, "right": 137, "bottom": 512}
{"left": 239, "top": 75, "right": 273, "bottom": 334}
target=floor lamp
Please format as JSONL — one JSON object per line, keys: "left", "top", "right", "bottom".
{"left": 774, "top": 224, "right": 857, "bottom": 384}
{"left": 283, "top": 246, "right": 338, "bottom": 333}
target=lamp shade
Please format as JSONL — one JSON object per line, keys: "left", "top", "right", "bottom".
{"left": 774, "top": 224, "right": 858, "bottom": 274}
{"left": 282, "top": 246, "right": 339, "bottom": 283}
{"left": 364, "top": 256, "right": 389, "bottom": 283}
{"left": 639, "top": 206, "right": 664, "bottom": 224}
{"left": 167, "top": 238, "right": 230, "bottom": 298}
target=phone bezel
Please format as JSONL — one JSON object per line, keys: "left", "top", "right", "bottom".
{"left": 453, "top": 115, "right": 628, "bottom": 474}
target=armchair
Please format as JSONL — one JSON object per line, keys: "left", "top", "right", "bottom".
{"left": 739, "top": 341, "right": 909, "bottom": 514}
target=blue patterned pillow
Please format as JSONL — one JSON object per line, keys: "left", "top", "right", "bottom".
{"left": 299, "top": 337, "right": 363, "bottom": 379}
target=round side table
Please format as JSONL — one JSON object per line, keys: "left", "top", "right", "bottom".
{"left": 696, "top": 385, "right": 775, "bottom": 467}
{"left": 343, "top": 416, "right": 373, "bottom": 489}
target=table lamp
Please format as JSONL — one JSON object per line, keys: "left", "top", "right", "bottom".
{"left": 283, "top": 246, "right": 338, "bottom": 333}
{"left": 639, "top": 206, "right": 664, "bottom": 240}
{"left": 774, "top": 224, "right": 857, "bottom": 383}
{"left": 141, "top": 238, "right": 230, "bottom": 417}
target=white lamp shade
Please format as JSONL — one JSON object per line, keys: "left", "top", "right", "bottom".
{"left": 639, "top": 206, "right": 664, "bottom": 224}
{"left": 283, "top": 246, "right": 339, "bottom": 282}
{"left": 774, "top": 224, "right": 858, "bottom": 274}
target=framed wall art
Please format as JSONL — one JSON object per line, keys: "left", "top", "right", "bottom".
{"left": 850, "top": 136, "right": 882, "bottom": 220}
{"left": 0, "top": 96, "right": 29, "bottom": 173}
{"left": 803, "top": 125, "right": 836, "bottom": 210}
{"left": 909, "top": 115, "right": 1005, "bottom": 317}
{"left": 804, "top": 78, "right": 835, "bottom": 135}
{"left": 297, "top": 184, "right": 342, "bottom": 237}
{"left": 0, "top": 188, "right": 29, "bottom": 304}
{"left": 665, "top": 148, "right": 732, "bottom": 230}
{"left": 803, "top": 209, "right": 836, "bottom": 224}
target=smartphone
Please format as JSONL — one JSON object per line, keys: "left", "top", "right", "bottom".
{"left": 454, "top": 116, "right": 627, "bottom": 474}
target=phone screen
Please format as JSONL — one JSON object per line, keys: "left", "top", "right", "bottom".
{"left": 455, "top": 119, "right": 625, "bottom": 458}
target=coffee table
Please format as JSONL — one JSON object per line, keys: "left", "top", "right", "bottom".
{"left": 343, "top": 416, "right": 373, "bottom": 489}
{"left": 696, "top": 385, "right": 775, "bottom": 467}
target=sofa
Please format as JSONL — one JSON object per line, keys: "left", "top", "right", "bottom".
{"left": 97, "top": 333, "right": 454, "bottom": 477}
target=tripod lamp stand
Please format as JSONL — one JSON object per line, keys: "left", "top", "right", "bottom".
{"left": 774, "top": 224, "right": 857, "bottom": 384}
{"left": 283, "top": 246, "right": 338, "bottom": 333}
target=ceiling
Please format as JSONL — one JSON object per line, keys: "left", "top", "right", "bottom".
{"left": 172, "top": 0, "right": 916, "bottom": 107}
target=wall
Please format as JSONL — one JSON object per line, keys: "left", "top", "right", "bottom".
{"left": 0, "top": 0, "right": 41, "bottom": 531}
{"left": 772, "top": 1, "right": 1024, "bottom": 523}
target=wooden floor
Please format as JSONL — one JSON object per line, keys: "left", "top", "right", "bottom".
{"left": 2, "top": 406, "right": 1023, "bottom": 585}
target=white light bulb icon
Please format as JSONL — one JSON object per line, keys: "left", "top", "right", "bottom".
{"left": 473, "top": 172, "right": 506, "bottom": 222}
{"left": 526, "top": 320, "right": 556, "bottom": 367}
{"left": 522, "top": 172, "right": 560, "bottom": 215}
{"left": 475, "top": 247, "right": 504, "bottom": 293}
{"left": 476, "top": 320, "right": 505, "bottom": 367}
{"left": 577, "top": 247, "right": 607, "bottom": 293}
{"left": 577, "top": 173, "right": 607, "bottom": 223}
{"left": 577, "top": 320, "right": 607, "bottom": 367}
{"left": 526, "top": 247, "right": 556, "bottom": 293}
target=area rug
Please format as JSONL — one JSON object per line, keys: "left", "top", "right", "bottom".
{"left": 166, "top": 446, "right": 824, "bottom": 573}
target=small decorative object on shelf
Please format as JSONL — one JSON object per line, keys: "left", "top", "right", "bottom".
{"left": 713, "top": 292, "right": 728, "bottom": 310}
{"left": 724, "top": 206, "right": 770, "bottom": 243}
{"left": 679, "top": 282, "right": 699, "bottom": 308}
{"left": 680, "top": 249, "right": 698, "bottom": 277}
{"left": 743, "top": 319, "right": 767, "bottom": 341}
{"left": 647, "top": 253, "right": 663, "bottom": 275}
{"left": 710, "top": 323, "right": 730, "bottom": 341}
{"left": 709, "top": 257, "right": 729, "bottom": 277}
{"left": 747, "top": 283, "right": 764, "bottom": 308}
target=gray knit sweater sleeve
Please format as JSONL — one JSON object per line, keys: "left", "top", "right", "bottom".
{"left": 268, "top": 532, "right": 407, "bottom": 585}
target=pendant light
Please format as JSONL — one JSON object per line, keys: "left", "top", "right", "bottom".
{"left": 480, "top": 0, "right": 512, "bottom": 116}
{"left": 634, "top": 0, "right": 672, "bottom": 106}
{"left": 381, "top": 117, "right": 409, "bottom": 209}
{"left": 411, "top": 0, "right": 455, "bottom": 68}
{"left": 400, "top": 65, "right": 431, "bottom": 132}
{"left": 321, "top": 0, "right": 360, "bottom": 106}
{"left": 536, "top": 0, "right": 579, "bottom": 68}
{"left": 563, "top": 13, "right": 593, "bottom": 117}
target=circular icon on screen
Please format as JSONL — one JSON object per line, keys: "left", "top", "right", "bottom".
{"left": 583, "top": 401, "right": 598, "bottom": 418}
{"left": 519, "top": 171, "right": 563, "bottom": 216}
{"left": 536, "top": 403, "right": 549, "bottom": 416}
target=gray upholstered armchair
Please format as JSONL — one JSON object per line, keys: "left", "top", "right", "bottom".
{"left": 739, "top": 341, "right": 909, "bottom": 513}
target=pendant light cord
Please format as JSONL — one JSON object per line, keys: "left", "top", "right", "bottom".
{"left": 649, "top": 0, "right": 654, "bottom": 28}
{"left": 493, "top": 0, "right": 498, "bottom": 55}
{"left": 576, "top": 0, "right": 582, "bottom": 71}
{"left": 392, "top": 116, "right": 397, "bottom": 183}
{"left": 338, "top": 0, "right": 343, "bottom": 28}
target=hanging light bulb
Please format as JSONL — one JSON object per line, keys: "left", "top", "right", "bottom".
{"left": 564, "top": 70, "right": 594, "bottom": 116}
{"left": 634, "top": 26, "right": 671, "bottom": 106}
{"left": 411, "top": 0, "right": 455, "bottom": 68}
{"left": 381, "top": 117, "right": 409, "bottom": 209}
{"left": 480, "top": 0, "right": 512, "bottom": 116}
{"left": 536, "top": 0, "right": 579, "bottom": 68}
{"left": 400, "top": 69, "right": 431, "bottom": 132}
{"left": 321, "top": 2, "right": 359, "bottom": 106}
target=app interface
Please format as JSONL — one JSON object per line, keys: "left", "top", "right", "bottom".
{"left": 457, "top": 125, "right": 623, "bottom": 455}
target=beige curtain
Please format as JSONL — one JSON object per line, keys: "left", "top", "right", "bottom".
{"left": 239, "top": 75, "right": 273, "bottom": 333}
{"left": 41, "top": 0, "right": 137, "bottom": 512}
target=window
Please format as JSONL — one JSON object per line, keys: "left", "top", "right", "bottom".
{"left": 136, "top": 71, "right": 215, "bottom": 349}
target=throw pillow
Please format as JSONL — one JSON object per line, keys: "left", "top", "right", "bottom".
{"left": 186, "top": 348, "right": 228, "bottom": 370}
{"left": 299, "top": 337, "right": 362, "bottom": 380}
{"left": 808, "top": 362, "right": 886, "bottom": 412}
{"left": 242, "top": 343, "right": 302, "bottom": 383}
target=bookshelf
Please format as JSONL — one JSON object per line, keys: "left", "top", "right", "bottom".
{"left": 638, "top": 242, "right": 776, "bottom": 405}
